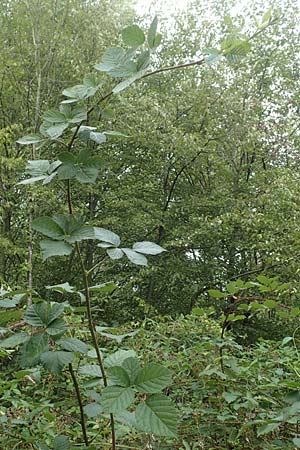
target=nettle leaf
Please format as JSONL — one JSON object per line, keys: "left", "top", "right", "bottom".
{"left": 132, "top": 241, "right": 166, "bottom": 255}
{"left": 136, "top": 394, "right": 178, "bottom": 437}
{"left": 19, "top": 332, "right": 49, "bottom": 367}
{"left": 17, "top": 134, "right": 44, "bottom": 145}
{"left": 122, "top": 248, "right": 148, "bottom": 266}
{"left": 94, "top": 227, "right": 120, "bottom": 246}
{"left": 95, "top": 47, "right": 137, "bottom": 78}
{"left": 40, "top": 351, "right": 75, "bottom": 374}
{"left": 122, "top": 25, "right": 145, "bottom": 47}
{"left": 107, "top": 366, "right": 131, "bottom": 387}
{"left": 134, "top": 363, "right": 172, "bottom": 393}
{"left": 101, "top": 386, "right": 135, "bottom": 413}
{"left": 40, "top": 240, "right": 73, "bottom": 260}
{"left": 57, "top": 338, "right": 88, "bottom": 354}
{"left": 53, "top": 435, "right": 70, "bottom": 450}
{"left": 0, "top": 332, "right": 29, "bottom": 349}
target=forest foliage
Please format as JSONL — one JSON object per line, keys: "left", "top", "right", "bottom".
{"left": 1, "top": 0, "right": 300, "bottom": 449}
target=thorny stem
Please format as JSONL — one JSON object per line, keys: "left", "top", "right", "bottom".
{"left": 69, "top": 363, "right": 89, "bottom": 447}
{"left": 66, "top": 181, "right": 116, "bottom": 450}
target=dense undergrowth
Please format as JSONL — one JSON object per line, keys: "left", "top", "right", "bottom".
{"left": 1, "top": 312, "right": 300, "bottom": 449}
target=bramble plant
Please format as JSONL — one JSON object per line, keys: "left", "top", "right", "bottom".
{"left": 0, "top": 12, "right": 276, "bottom": 450}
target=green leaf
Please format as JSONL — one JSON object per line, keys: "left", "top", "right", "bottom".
{"left": 24, "top": 302, "right": 65, "bottom": 327}
{"left": 62, "top": 74, "right": 99, "bottom": 103}
{"left": 147, "top": 16, "right": 159, "bottom": 48}
{"left": 203, "top": 47, "right": 222, "bottom": 65}
{"left": 17, "top": 135, "right": 44, "bottom": 145}
{"left": 53, "top": 435, "right": 70, "bottom": 450}
{"left": 96, "top": 328, "right": 137, "bottom": 343}
{"left": 122, "top": 25, "right": 145, "bottom": 47}
{"left": 224, "top": 40, "right": 251, "bottom": 64}
{"left": 78, "top": 364, "right": 102, "bottom": 378}
{"left": 66, "top": 105, "right": 87, "bottom": 123}
{"left": 132, "top": 241, "right": 166, "bottom": 255}
{"left": 137, "top": 50, "right": 151, "bottom": 71}
{"left": 40, "top": 351, "right": 74, "bottom": 374}
{"left": 40, "top": 240, "right": 73, "bottom": 260}
{"left": 43, "top": 110, "right": 67, "bottom": 123}
{"left": 33, "top": 217, "right": 64, "bottom": 240}
{"left": 89, "top": 282, "right": 117, "bottom": 293}
{"left": 107, "top": 248, "right": 124, "bottom": 260}
{"left": 19, "top": 332, "right": 49, "bottom": 367}
{"left": 101, "top": 386, "right": 135, "bottom": 413}
{"left": 89, "top": 132, "right": 107, "bottom": 144}
{"left": 208, "top": 289, "right": 227, "bottom": 298}
{"left": 24, "top": 303, "right": 49, "bottom": 327}
{"left": 57, "top": 338, "right": 88, "bottom": 354}
{"left": 46, "top": 282, "right": 75, "bottom": 294}
{"left": 45, "top": 318, "right": 67, "bottom": 338}
{"left": 94, "top": 227, "right": 120, "bottom": 246}
{"left": 105, "top": 350, "right": 136, "bottom": 368}
{"left": 293, "top": 438, "right": 300, "bottom": 448}
{"left": 0, "top": 332, "right": 29, "bottom": 348}
{"left": 102, "top": 130, "right": 129, "bottom": 138}
{"left": 122, "top": 357, "right": 141, "bottom": 384}
{"left": 112, "top": 69, "right": 146, "bottom": 94}
{"left": 83, "top": 403, "right": 103, "bottom": 418}
{"left": 223, "top": 391, "right": 240, "bottom": 403}
{"left": 257, "top": 421, "right": 281, "bottom": 436}
{"left": 95, "top": 47, "right": 137, "bottom": 78}
{"left": 134, "top": 363, "right": 172, "bottom": 393}
{"left": 122, "top": 248, "right": 148, "bottom": 266}
{"left": 107, "top": 366, "right": 131, "bottom": 387}
{"left": 35, "top": 215, "right": 95, "bottom": 245}
{"left": 136, "top": 394, "right": 178, "bottom": 437}
{"left": 57, "top": 150, "right": 103, "bottom": 184}
{"left": 45, "top": 123, "right": 69, "bottom": 139}
{"left": 18, "top": 160, "right": 60, "bottom": 186}
{"left": 153, "top": 33, "right": 162, "bottom": 47}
